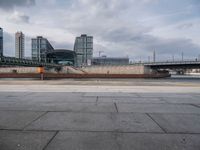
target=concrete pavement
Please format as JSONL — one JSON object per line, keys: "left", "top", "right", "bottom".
{"left": 0, "top": 81, "right": 200, "bottom": 149}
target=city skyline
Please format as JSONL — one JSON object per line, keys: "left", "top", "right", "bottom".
{"left": 0, "top": 0, "right": 200, "bottom": 61}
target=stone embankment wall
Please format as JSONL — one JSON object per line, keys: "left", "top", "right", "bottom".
{"left": 61, "top": 66, "right": 86, "bottom": 74}
{"left": 0, "top": 66, "right": 86, "bottom": 74}
{"left": 0, "top": 67, "right": 40, "bottom": 73}
{"left": 0, "top": 67, "right": 60, "bottom": 73}
{"left": 0, "top": 65, "right": 152, "bottom": 75}
{"left": 81, "top": 65, "right": 152, "bottom": 74}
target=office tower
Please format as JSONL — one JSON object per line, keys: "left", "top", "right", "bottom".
{"left": 31, "top": 36, "right": 54, "bottom": 62}
{"left": 74, "top": 34, "right": 93, "bottom": 66}
{"left": 15, "top": 32, "right": 25, "bottom": 59}
{"left": 0, "top": 28, "right": 3, "bottom": 56}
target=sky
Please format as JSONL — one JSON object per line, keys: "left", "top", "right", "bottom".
{"left": 0, "top": 0, "right": 200, "bottom": 62}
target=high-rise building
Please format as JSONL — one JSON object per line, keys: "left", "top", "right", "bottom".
{"left": 31, "top": 36, "right": 54, "bottom": 62}
{"left": 0, "top": 28, "right": 3, "bottom": 56}
{"left": 15, "top": 32, "right": 25, "bottom": 59}
{"left": 74, "top": 34, "right": 93, "bottom": 66}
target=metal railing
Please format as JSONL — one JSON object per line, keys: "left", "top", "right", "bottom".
{"left": 0, "top": 56, "right": 61, "bottom": 67}
{"left": 142, "top": 60, "right": 200, "bottom": 66}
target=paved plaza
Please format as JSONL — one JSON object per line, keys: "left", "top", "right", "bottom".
{"left": 0, "top": 79, "right": 200, "bottom": 150}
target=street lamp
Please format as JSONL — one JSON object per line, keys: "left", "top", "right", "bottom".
{"left": 181, "top": 52, "right": 184, "bottom": 61}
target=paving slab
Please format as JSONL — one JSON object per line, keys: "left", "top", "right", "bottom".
{"left": 14, "top": 94, "right": 95, "bottom": 103}
{"left": 0, "top": 110, "right": 45, "bottom": 129}
{"left": 149, "top": 113, "right": 200, "bottom": 133}
{"left": 0, "top": 130, "right": 55, "bottom": 150}
{"left": 0, "top": 102, "right": 116, "bottom": 112}
{"left": 0, "top": 97, "right": 24, "bottom": 103}
{"left": 98, "top": 97, "right": 166, "bottom": 103}
{"left": 137, "top": 93, "right": 195, "bottom": 98}
{"left": 163, "top": 97, "right": 200, "bottom": 104}
{"left": 0, "top": 92, "right": 31, "bottom": 97}
{"left": 0, "top": 93, "right": 28, "bottom": 102}
{"left": 196, "top": 104, "right": 200, "bottom": 108}
{"left": 117, "top": 103, "right": 200, "bottom": 114}
{"left": 193, "top": 94, "right": 200, "bottom": 99}
{"left": 119, "top": 133, "right": 200, "bottom": 150}
{"left": 26, "top": 112, "right": 162, "bottom": 132}
{"left": 27, "top": 96, "right": 96, "bottom": 103}
{"left": 115, "top": 113, "right": 163, "bottom": 132}
{"left": 0, "top": 93, "right": 34, "bottom": 102}
{"left": 84, "top": 92, "right": 137, "bottom": 97}
{"left": 44, "top": 131, "right": 200, "bottom": 150}
{"left": 29, "top": 92, "right": 84, "bottom": 97}
{"left": 0, "top": 92, "right": 95, "bottom": 103}
{"left": 46, "top": 131, "right": 119, "bottom": 150}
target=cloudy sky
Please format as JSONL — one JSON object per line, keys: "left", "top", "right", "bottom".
{"left": 0, "top": 0, "right": 200, "bottom": 61}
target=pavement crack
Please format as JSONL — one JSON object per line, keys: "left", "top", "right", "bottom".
{"left": 96, "top": 96, "right": 99, "bottom": 105}
{"left": 146, "top": 113, "right": 167, "bottom": 133}
{"left": 114, "top": 102, "right": 119, "bottom": 113}
{"left": 190, "top": 104, "right": 200, "bottom": 108}
{"left": 43, "top": 131, "right": 59, "bottom": 150}
{"left": 22, "top": 111, "right": 48, "bottom": 130}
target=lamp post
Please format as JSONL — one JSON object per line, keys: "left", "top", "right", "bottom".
{"left": 153, "top": 50, "right": 156, "bottom": 63}
{"left": 181, "top": 52, "right": 184, "bottom": 61}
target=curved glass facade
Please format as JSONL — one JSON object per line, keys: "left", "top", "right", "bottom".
{"left": 46, "top": 49, "right": 76, "bottom": 66}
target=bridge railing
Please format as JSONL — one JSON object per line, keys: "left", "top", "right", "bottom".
{"left": 143, "top": 60, "right": 200, "bottom": 66}
{"left": 0, "top": 56, "right": 61, "bottom": 67}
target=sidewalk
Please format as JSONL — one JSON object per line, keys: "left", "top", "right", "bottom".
{"left": 0, "top": 90, "right": 200, "bottom": 150}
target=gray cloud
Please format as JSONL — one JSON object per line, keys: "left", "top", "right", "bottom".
{"left": 176, "top": 22, "right": 194, "bottom": 30}
{"left": 60, "top": 0, "right": 200, "bottom": 60}
{"left": 0, "top": 0, "right": 35, "bottom": 10}
{"left": 51, "top": 40, "right": 73, "bottom": 50}
{"left": 141, "top": 37, "right": 200, "bottom": 60}
{"left": 1, "top": 0, "right": 200, "bottom": 61}
{"left": 82, "top": 23, "right": 200, "bottom": 61}
{"left": 8, "top": 11, "right": 30, "bottom": 23}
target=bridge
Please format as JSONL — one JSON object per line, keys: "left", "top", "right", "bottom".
{"left": 0, "top": 56, "right": 200, "bottom": 71}
{"left": 142, "top": 60, "right": 200, "bottom": 69}
{"left": 0, "top": 56, "right": 61, "bottom": 68}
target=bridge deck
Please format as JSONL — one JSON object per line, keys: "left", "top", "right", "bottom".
{"left": 0, "top": 57, "right": 61, "bottom": 67}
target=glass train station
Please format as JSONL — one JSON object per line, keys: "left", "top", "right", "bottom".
{"left": 46, "top": 49, "right": 77, "bottom": 66}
